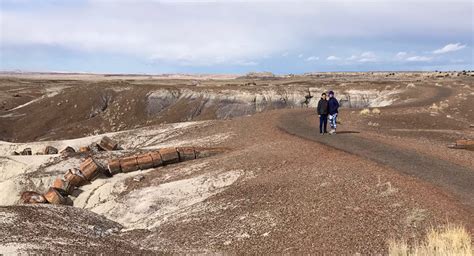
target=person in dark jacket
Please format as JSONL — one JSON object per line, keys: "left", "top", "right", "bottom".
{"left": 327, "top": 90, "right": 339, "bottom": 134}
{"left": 317, "top": 93, "right": 329, "bottom": 135}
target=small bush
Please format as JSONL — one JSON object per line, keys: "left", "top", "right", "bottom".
{"left": 388, "top": 224, "right": 472, "bottom": 256}
{"left": 360, "top": 108, "right": 371, "bottom": 115}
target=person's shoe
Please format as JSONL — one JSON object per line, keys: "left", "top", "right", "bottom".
{"left": 329, "top": 129, "right": 335, "bottom": 135}
{"left": 320, "top": 132, "right": 324, "bottom": 135}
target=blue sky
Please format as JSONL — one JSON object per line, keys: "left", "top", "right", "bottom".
{"left": 1, "top": 0, "right": 473, "bottom": 74}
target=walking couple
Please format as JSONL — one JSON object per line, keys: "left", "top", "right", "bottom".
{"left": 316, "top": 90, "right": 339, "bottom": 135}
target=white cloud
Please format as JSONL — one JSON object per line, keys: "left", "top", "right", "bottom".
{"left": 396, "top": 51, "right": 407, "bottom": 58}
{"left": 347, "top": 55, "right": 358, "bottom": 61}
{"left": 345, "top": 52, "right": 377, "bottom": 62}
{"left": 327, "top": 56, "right": 340, "bottom": 61}
{"left": 298, "top": 54, "right": 304, "bottom": 58}
{"left": 433, "top": 43, "right": 466, "bottom": 54}
{"left": 358, "top": 51, "right": 377, "bottom": 62}
{"left": 305, "top": 56, "right": 319, "bottom": 61}
{"left": 281, "top": 52, "right": 289, "bottom": 57}
{"left": 406, "top": 56, "right": 432, "bottom": 62}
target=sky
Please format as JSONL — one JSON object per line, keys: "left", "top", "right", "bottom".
{"left": 0, "top": 0, "right": 473, "bottom": 74}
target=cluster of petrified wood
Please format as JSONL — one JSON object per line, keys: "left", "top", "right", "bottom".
{"left": 20, "top": 136, "right": 219, "bottom": 205}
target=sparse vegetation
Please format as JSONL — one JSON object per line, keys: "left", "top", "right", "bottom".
{"left": 389, "top": 224, "right": 472, "bottom": 256}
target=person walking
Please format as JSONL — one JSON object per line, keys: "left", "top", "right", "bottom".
{"left": 317, "top": 93, "right": 329, "bottom": 135}
{"left": 327, "top": 91, "right": 339, "bottom": 135}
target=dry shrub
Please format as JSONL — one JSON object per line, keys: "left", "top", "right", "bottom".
{"left": 389, "top": 224, "right": 472, "bottom": 256}
{"left": 360, "top": 108, "right": 371, "bottom": 115}
{"left": 372, "top": 108, "right": 381, "bottom": 114}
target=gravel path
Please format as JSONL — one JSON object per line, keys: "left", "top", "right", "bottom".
{"left": 278, "top": 110, "right": 474, "bottom": 210}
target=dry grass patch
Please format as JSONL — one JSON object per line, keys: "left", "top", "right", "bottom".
{"left": 389, "top": 224, "right": 472, "bottom": 256}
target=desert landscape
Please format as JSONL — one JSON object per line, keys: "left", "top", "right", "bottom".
{"left": 0, "top": 71, "right": 472, "bottom": 254}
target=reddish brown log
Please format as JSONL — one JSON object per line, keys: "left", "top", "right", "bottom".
{"left": 120, "top": 156, "right": 139, "bottom": 173}
{"left": 149, "top": 151, "right": 163, "bottom": 168}
{"left": 80, "top": 157, "right": 101, "bottom": 181}
{"left": 98, "top": 136, "right": 118, "bottom": 151}
{"left": 159, "top": 148, "right": 179, "bottom": 165}
{"left": 20, "top": 191, "right": 48, "bottom": 204}
{"left": 456, "top": 139, "right": 474, "bottom": 146}
{"left": 177, "top": 147, "right": 196, "bottom": 161}
{"left": 137, "top": 153, "right": 154, "bottom": 170}
{"left": 51, "top": 177, "right": 74, "bottom": 195}
{"left": 64, "top": 168, "right": 88, "bottom": 187}
{"left": 107, "top": 158, "right": 122, "bottom": 175}
{"left": 43, "top": 187, "right": 67, "bottom": 205}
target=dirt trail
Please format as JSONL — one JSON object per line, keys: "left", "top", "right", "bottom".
{"left": 278, "top": 110, "right": 474, "bottom": 210}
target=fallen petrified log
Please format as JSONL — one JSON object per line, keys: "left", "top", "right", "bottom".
{"left": 43, "top": 187, "right": 67, "bottom": 205}
{"left": 51, "top": 177, "right": 75, "bottom": 195}
{"left": 64, "top": 168, "right": 89, "bottom": 187}
{"left": 98, "top": 136, "right": 119, "bottom": 151}
{"left": 80, "top": 157, "right": 102, "bottom": 181}
{"left": 120, "top": 156, "right": 139, "bottom": 173}
{"left": 60, "top": 146, "right": 76, "bottom": 157}
{"left": 106, "top": 147, "right": 225, "bottom": 175}
{"left": 21, "top": 147, "right": 227, "bottom": 205}
{"left": 20, "top": 191, "right": 48, "bottom": 204}
{"left": 44, "top": 146, "right": 59, "bottom": 155}
{"left": 448, "top": 139, "right": 474, "bottom": 150}
{"left": 20, "top": 148, "right": 32, "bottom": 155}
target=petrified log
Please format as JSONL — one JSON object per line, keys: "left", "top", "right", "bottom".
{"left": 44, "top": 146, "right": 58, "bottom": 155}
{"left": 158, "top": 148, "right": 179, "bottom": 165}
{"left": 120, "top": 156, "right": 139, "bottom": 173}
{"left": 43, "top": 187, "right": 67, "bottom": 205}
{"left": 149, "top": 151, "right": 163, "bottom": 168}
{"left": 177, "top": 147, "right": 196, "bottom": 161}
{"left": 20, "top": 191, "right": 48, "bottom": 204}
{"left": 60, "top": 146, "right": 76, "bottom": 157}
{"left": 137, "top": 153, "right": 154, "bottom": 170}
{"left": 21, "top": 148, "right": 32, "bottom": 155}
{"left": 51, "top": 177, "right": 75, "bottom": 195}
{"left": 98, "top": 136, "right": 118, "bottom": 151}
{"left": 107, "top": 158, "right": 122, "bottom": 175}
{"left": 64, "top": 168, "right": 88, "bottom": 187}
{"left": 80, "top": 157, "right": 101, "bottom": 181}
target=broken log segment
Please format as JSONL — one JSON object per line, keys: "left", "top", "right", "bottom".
{"left": 64, "top": 168, "right": 89, "bottom": 187}
{"left": 60, "top": 146, "right": 76, "bottom": 157}
{"left": 107, "top": 158, "right": 122, "bottom": 176}
{"left": 52, "top": 177, "right": 75, "bottom": 195}
{"left": 149, "top": 151, "right": 163, "bottom": 168}
{"left": 20, "top": 191, "right": 48, "bottom": 204}
{"left": 120, "top": 156, "right": 139, "bottom": 173}
{"left": 137, "top": 153, "right": 154, "bottom": 170}
{"left": 44, "top": 146, "right": 58, "bottom": 155}
{"left": 21, "top": 148, "right": 32, "bottom": 155}
{"left": 177, "top": 147, "right": 196, "bottom": 161}
{"left": 98, "top": 136, "right": 118, "bottom": 151}
{"left": 159, "top": 148, "right": 180, "bottom": 165}
{"left": 43, "top": 187, "right": 67, "bottom": 205}
{"left": 80, "top": 157, "right": 101, "bottom": 181}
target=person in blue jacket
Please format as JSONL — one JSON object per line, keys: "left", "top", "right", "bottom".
{"left": 327, "top": 91, "right": 339, "bottom": 134}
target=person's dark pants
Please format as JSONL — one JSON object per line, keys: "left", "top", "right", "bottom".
{"left": 319, "top": 114, "right": 328, "bottom": 133}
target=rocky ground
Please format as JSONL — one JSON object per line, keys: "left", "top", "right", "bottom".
{"left": 0, "top": 72, "right": 472, "bottom": 254}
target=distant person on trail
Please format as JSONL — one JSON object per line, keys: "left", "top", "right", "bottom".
{"left": 327, "top": 91, "right": 339, "bottom": 135}
{"left": 317, "top": 92, "right": 329, "bottom": 135}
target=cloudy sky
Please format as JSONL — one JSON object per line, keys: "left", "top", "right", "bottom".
{"left": 1, "top": 0, "right": 472, "bottom": 74}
